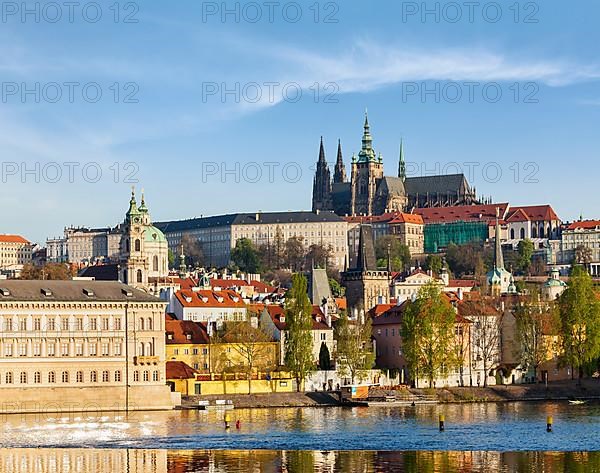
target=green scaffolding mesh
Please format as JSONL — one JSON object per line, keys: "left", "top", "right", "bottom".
{"left": 424, "top": 221, "right": 489, "bottom": 253}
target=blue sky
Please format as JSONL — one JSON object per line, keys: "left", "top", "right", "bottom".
{"left": 1, "top": 0, "right": 599, "bottom": 243}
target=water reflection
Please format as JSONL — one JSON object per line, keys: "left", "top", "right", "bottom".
{"left": 1, "top": 449, "right": 600, "bottom": 472}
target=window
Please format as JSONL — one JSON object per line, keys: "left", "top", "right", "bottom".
{"left": 135, "top": 239, "right": 141, "bottom": 252}
{"left": 48, "top": 371, "right": 56, "bottom": 383}
{"left": 184, "top": 349, "right": 189, "bottom": 355}
{"left": 143, "top": 371, "right": 149, "bottom": 382}
{"left": 47, "top": 343, "right": 55, "bottom": 357}
{"left": 114, "top": 318, "right": 122, "bottom": 330}
{"left": 90, "top": 318, "right": 97, "bottom": 331}
{"left": 153, "top": 255, "right": 158, "bottom": 271}
{"left": 75, "top": 343, "right": 84, "bottom": 356}
{"left": 203, "top": 363, "right": 209, "bottom": 369}
{"left": 61, "top": 318, "right": 69, "bottom": 331}
{"left": 61, "top": 343, "right": 69, "bottom": 356}
{"left": 102, "top": 371, "right": 109, "bottom": 382}
{"left": 147, "top": 317, "right": 153, "bottom": 330}
{"left": 4, "top": 344, "right": 13, "bottom": 357}
{"left": 101, "top": 343, "right": 110, "bottom": 356}
{"left": 115, "top": 371, "right": 122, "bottom": 382}
{"left": 192, "top": 348, "right": 198, "bottom": 355}
{"left": 89, "top": 343, "right": 97, "bottom": 356}
{"left": 76, "top": 371, "right": 84, "bottom": 383}
{"left": 5, "top": 372, "right": 13, "bottom": 384}
{"left": 137, "top": 269, "right": 143, "bottom": 283}
{"left": 152, "top": 371, "right": 159, "bottom": 382}
{"left": 76, "top": 318, "right": 83, "bottom": 331}
{"left": 102, "top": 318, "right": 109, "bottom": 331}
{"left": 20, "top": 372, "right": 27, "bottom": 384}
{"left": 114, "top": 343, "right": 122, "bottom": 356}
{"left": 320, "top": 333, "right": 326, "bottom": 341}
{"left": 19, "top": 318, "right": 27, "bottom": 331}
{"left": 193, "top": 363, "right": 199, "bottom": 369}
{"left": 62, "top": 371, "right": 69, "bottom": 383}
{"left": 34, "top": 318, "right": 41, "bottom": 330}
{"left": 90, "top": 371, "right": 97, "bottom": 382}
{"left": 139, "top": 318, "right": 145, "bottom": 330}
{"left": 133, "top": 371, "right": 140, "bottom": 382}
{"left": 33, "top": 343, "right": 41, "bottom": 357}
{"left": 34, "top": 372, "right": 41, "bottom": 384}
{"left": 173, "top": 349, "right": 179, "bottom": 355}
{"left": 18, "top": 343, "right": 27, "bottom": 357}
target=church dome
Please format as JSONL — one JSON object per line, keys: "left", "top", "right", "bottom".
{"left": 144, "top": 225, "right": 167, "bottom": 243}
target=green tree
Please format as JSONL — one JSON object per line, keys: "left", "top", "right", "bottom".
{"left": 516, "top": 239, "right": 534, "bottom": 274}
{"left": 284, "top": 273, "right": 314, "bottom": 391}
{"left": 284, "top": 236, "right": 306, "bottom": 272}
{"left": 231, "top": 238, "right": 262, "bottom": 274}
{"left": 375, "top": 235, "right": 411, "bottom": 271}
{"left": 401, "top": 282, "right": 458, "bottom": 388}
{"left": 334, "top": 312, "right": 376, "bottom": 384}
{"left": 329, "top": 278, "right": 345, "bottom": 297}
{"left": 558, "top": 265, "right": 600, "bottom": 384}
{"left": 22, "top": 263, "right": 73, "bottom": 280}
{"left": 167, "top": 249, "right": 175, "bottom": 268}
{"left": 181, "top": 233, "right": 205, "bottom": 269}
{"left": 305, "top": 243, "right": 333, "bottom": 269}
{"left": 424, "top": 254, "right": 443, "bottom": 275}
{"left": 318, "top": 342, "right": 332, "bottom": 370}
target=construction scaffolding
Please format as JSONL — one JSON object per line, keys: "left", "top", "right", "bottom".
{"left": 424, "top": 221, "right": 489, "bottom": 253}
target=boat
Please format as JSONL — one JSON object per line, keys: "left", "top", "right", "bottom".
{"left": 568, "top": 400, "right": 586, "bottom": 405}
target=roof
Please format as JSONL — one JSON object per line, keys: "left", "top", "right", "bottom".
{"left": 388, "top": 213, "right": 424, "bottom": 225}
{"left": 156, "top": 211, "right": 345, "bottom": 233}
{"left": 165, "top": 317, "right": 210, "bottom": 344}
{"left": 404, "top": 174, "right": 471, "bottom": 196}
{"left": 166, "top": 361, "right": 198, "bottom": 379}
{"left": 0, "top": 235, "right": 29, "bottom": 244}
{"left": 210, "top": 278, "right": 276, "bottom": 293}
{"left": 457, "top": 299, "right": 502, "bottom": 318}
{"left": 263, "top": 305, "right": 333, "bottom": 331}
{"left": 565, "top": 220, "right": 600, "bottom": 231}
{"left": 380, "top": 176, "right": 405, "bottom": 196}
{"left": 447, "top": 279, "right": 477, "bottom": 288}
{"left": 144, "top": 225, "right": 167, "bottom": 243}
{"left": 0, "top": 280, "right": 162, "bottom": 303}
{"left": 415, "top": 203, "right": 509, "bottom": 225}
{"left": 344, "top": 211, "right": 423, "bottom": 225}
{"left": 79, "top": 264, "right": 119, "bottom": 281}
{"left": 175, "top": 289, "right": 245, "bottom": 308}
{"left": 508, "top": 205, "right": 560, "bottom": 222}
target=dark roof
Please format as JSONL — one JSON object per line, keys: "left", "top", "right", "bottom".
{"left": 379, "top": 176, "right": 405, "bottom": 196}
{"left": 156, "top": 211, "right": 345, "bottom": 233}
{"left": 356, "top": 225, "right": 377, "bottom": 271}
{"left": 0, "top": 280, "right": 161, "bottom": 303}
{"left": 80, "top": 264, "right": 119, "bottom": 281}
{"left": 405, "top": 174, "right": 470, "bottom": 196}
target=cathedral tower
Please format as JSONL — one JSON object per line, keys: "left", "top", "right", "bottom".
{"left": 311, "top": 137, "right": 333, "bottom": 212}
{"left": 333, "top": 139, "right": 346, "bottom": 183}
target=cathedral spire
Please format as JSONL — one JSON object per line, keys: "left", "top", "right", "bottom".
{"left": 312, "top": 136, "right": 332, "bottom": 212}
{"left": 333, "top": 139, "right": 346, "bottom": 183}
{"left": 398, "top": 138, "right": 406, "bottom": 181}
{"left": 358, "top": 111, "right": 376, "bottom": 162}
{"left": 318, "top": 136, "right": 326, "bottom": 163}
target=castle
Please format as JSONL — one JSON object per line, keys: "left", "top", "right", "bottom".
{"left": 312, "top": 114, "right": 480, "bottom": 216}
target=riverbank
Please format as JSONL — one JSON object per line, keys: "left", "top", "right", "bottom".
{"left": 182, "top": 380, "right": 600, "bottom": 409}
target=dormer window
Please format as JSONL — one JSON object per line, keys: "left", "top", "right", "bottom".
{"left": 41, "top": 288, "right": 52, "bottom": 297}
{"left": 0, "top": 288, "right": 10, "bottom": 296}
{"left": 83, "top": 288, "right": 94, "bottom": 297}
{"left": 185, "top": 296, "right": 192, "bottom": 303}
{"left": 167, "top": 333, "right": 174, "bottom": 340}
{"left": 201, "top": 297, "right": 209, "bottom": 303}
{"left": 216, "top": 296, "right": 224, "bottom": 303}
{"left": 186, "top": 333, "right": 192, "bottom": 340}
{"left": 280, "top": 316, "right": 285, "bottom": 323}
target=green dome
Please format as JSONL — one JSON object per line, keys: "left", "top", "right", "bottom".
{"left": 144, "top": 225, "right": 167, "bottom": 243}
{"left": 545, "top": 278, "right": 566, "bottom": 288}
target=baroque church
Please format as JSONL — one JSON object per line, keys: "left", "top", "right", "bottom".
{"left": 312, "top": 114, "right": 480, "bottom": 216}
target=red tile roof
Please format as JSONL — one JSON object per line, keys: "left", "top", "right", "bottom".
{"left": 566, "top": 220, "right": 600, "bottom": 230}
{"left": 165, "top": 318, "right": 210, "bottom": 344}
{"left": 415, "top": 203, "right": 509, "bottom": 225}
{"left": 209, "top": 278, "right": 276, "bottom": 293}
{"left": 263, "top": 305, "right": 333, "bottom": 331}
{"left": 0, "top": 234, "right": 29, "bottom": 244}
{"left": 447, "top": 279, "right": 477, "bottom": 288}
{"left": 166, "top": 361, "right": 198, "bottom": 379}
{"left": 388, "top": 213, "right": 424, "bottom": 225}
{"left": 175, "top": 289, "right": 245, "bottom": 308}
{"left": 344, "top": 212, "right": 423, "bottom": 225}
{"left": 508, "top": 205, "right": 560, "bottom": 222}
{"left": 505, "top": 208, "right": 531, "bottom": 223}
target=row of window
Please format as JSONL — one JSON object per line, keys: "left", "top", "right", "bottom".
{"left": 1, "top": 369, "right": 160, "bottom": 384}
{"left": 2, "top": 341, "right": 121, "bottom": 357}
{"left": 0, "top": 317, "right": 154, "bottom": 332}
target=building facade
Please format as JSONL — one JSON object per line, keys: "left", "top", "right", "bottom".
{"left": 560, "top": 220, "right": 600, "bottom": 276}
{"left": 0, "top": 235, "right": 32, "bottom": 276}
{"left": 156, "top": 211, "right": 348, "bottom": 270}
{"left": 312, "top": 114, "right": 479, "bottom": 217}
{"left": 0, "top": 280, "right": 173, "bottom": 413}
{"left": 47, "top": 227, "right": 121, "bottom": 265}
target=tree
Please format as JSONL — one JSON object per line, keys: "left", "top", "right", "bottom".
{"left": 574, "top": 245, "right": 593, "bottom": 266}
{"left": 305, "top": 243, "right": 333, "bottom": 270}
{"left": 329, "top": 278, "right": 345, "bottom": 297}
{"left": 516, "top": 239, "right": 534, "bottom": 274}
{"left": 466, "top": 300, "right": 502, "bottom": 387}
{"left": 446, "top": 242, "right": 492, "bottom": 278}
{"left": 401, "top": 282, "right": 458, "bottom": 388}
{"left": 424, "top": 254, "right": 443, "bottom": 275}
{"left": 319, "top": 342, "right": 332, "bottom": 370}
{"left": 181, "top": 233, "right": 205, "bottom": 269}
{"left": 284, "top": 236, "right": 305, "bottom": 272}
{"left": 558, "top": 265, "right": 600, "bottom": 384}
{"left": 375, "top": 235, "right": 411, "bottom": 271}
{"left": 515, "top": 292, "right": 559, "bottom": 382}
{"left": 168, "top": 249, "right": 176, "bottom": 268}
{"left": 273, "top": 226, "right": 285, "bottom": 269}
{"left": 334, "top": 312, "right": 375, "bottom": 383}
{"left": 221, "top": 321, "right": 276, "bottom": 394}
{"left": 231, "top": 238, "right": 262, "bottom": 274}
{"left": 284, "top": 273, "right": 314, "bottom": 391}
{"left": 21, "top": 263, "right": 73, "bottom": 280}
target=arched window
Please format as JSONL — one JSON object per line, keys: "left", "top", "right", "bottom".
{"left": 510, "top": 229, "right": 515, "bottom": 239}
{"left": 90, "top": 371, "right": 97, "bottom": 382}
{"left": 76, "top": 371, "right": 83, "bottom": 383}
{"left": 539, "top": 225, "right": 545, "bottom": 238}
{"left": 147, "top": 317, "right": 153, "bottom": 330}
{"left": 102, "top": 371, "right": 109, "bottom": 382}
{"left": 134, "top": 371, "right": 140, "bottom": 382}
{"left": 520, "top": 228, "right": 525, "bottom": 239}
{"left": 48, "top": 371, "right": 56, "bottom": 383}
{"left": 115, "top": 371, "right": 122, "bottom": 382}
{"left": 34, "top": 372, "right": 41, "bottom": 384}
{"left": 146, "top": 342, "right": 153, "bottom": 356}
{"left": 143, "top": 371, "right": 149, "bottom": 382}
{"left": 152, "top": 371, "right": 159, "bottom": 382}
{"left": 20, "top": 372, "right": 27, "bottom": 384}
{"left": 139, "top": 318, "right": 145, "bottom": 330}
{"left": 153, "top": 255, "right": 158, "bottom": 272}
{"left": 62, "top": 371, "right": 69, "bottom": 383}
{"left": 139, "top": 342, "right": 145, "bottom": 356}
{"left": 137, "top": 269, "right": 143, "bottom": 283}
{"left": 532, "top": 226, "right": 537, "bottom": 238}
{"left": 5, "top": 372, "right": 13, "bottom": 384}
{"left": 135, "top": 239, "right": 141, "bottom": 252}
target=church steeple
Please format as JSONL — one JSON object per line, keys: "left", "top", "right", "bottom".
{"left": 126, "top": 186, "right": 140, "bottom": 222}
{"left": 333, "top": 139, "right": 346, "bottom": 183}
{"left": 312, "top": 136, "right": 332, "bottom": 212}
{"left": 138, "top": 188, "right": 148, "bottom": 213}
{"left": 398, "top": 138, "right": 406, "bottom": 182}
{"left": 358, "top": 111, "right": 377, "bottom": 163}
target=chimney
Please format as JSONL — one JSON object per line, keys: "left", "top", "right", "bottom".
{"left": 255, "top": 212, "right": 260, "bottom": 221}
{"left": 457, "top": 287, "right": 463, "bottom": 300}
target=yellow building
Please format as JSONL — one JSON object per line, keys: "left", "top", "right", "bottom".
{"left": 165, "top": 316, "right": 291, "bottom": 395}
{"left": 0, "top": 235, "right": 32, "bottom": 276}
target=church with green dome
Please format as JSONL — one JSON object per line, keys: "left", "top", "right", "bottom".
{"left": 119, "top": 189, "right": 169, "bottom": 290}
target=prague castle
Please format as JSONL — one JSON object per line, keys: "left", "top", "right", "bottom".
{"left": 312, "top": 113, "right": 480, "bottom": 216}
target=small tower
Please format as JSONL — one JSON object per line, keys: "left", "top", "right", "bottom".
{"left": 487, "top": 207, "right": 513, "bottom": 295}
{"left": 312, "top": 136, "right": 333, "bottom": 212}
{"left": 398, "top": 138, "right": 406, "bottom": 182}
{"left": 178, "top": 244, "right": 187, "bottom": 278}
{"left": 333, "top": 139, "right": 346, "bottom": 183}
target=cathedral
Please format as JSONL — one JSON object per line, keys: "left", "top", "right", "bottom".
{"left": 312, "top": 114, "right": 479, "bottom": 216}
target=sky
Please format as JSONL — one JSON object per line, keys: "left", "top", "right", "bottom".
{"left": 1, "top": 0, "right": 599, "bottom": 244}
